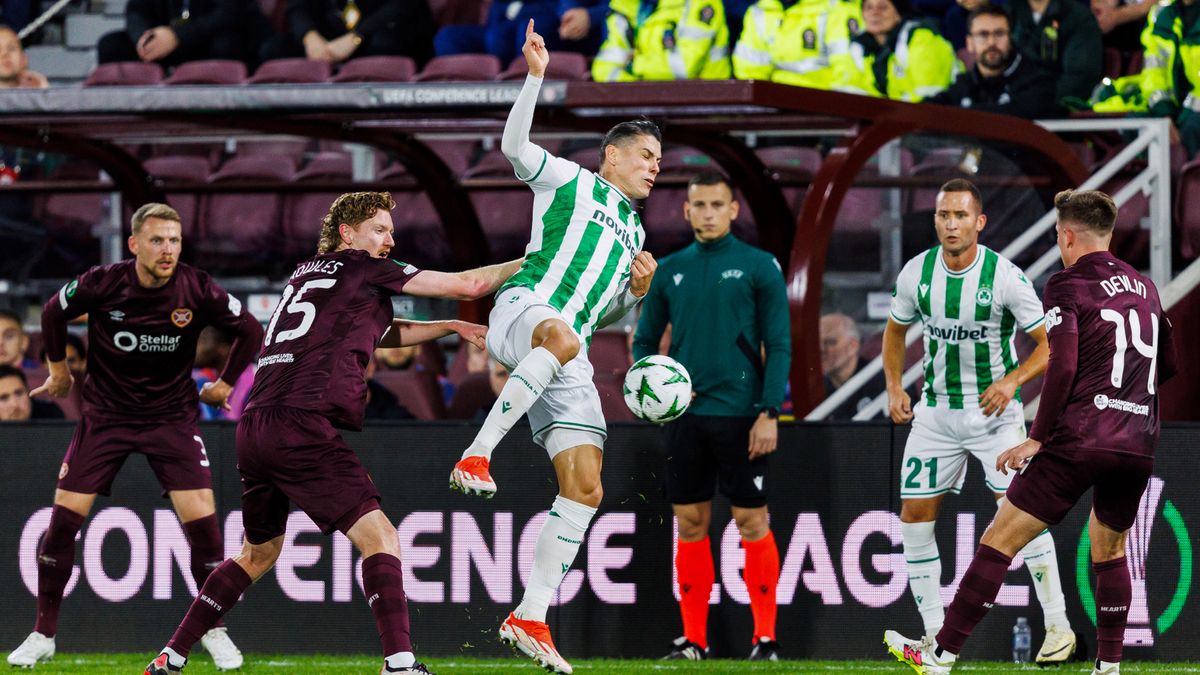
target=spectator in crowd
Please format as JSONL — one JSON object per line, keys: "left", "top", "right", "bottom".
{"left": 837, "top": 0, "right": 959, "bottom": 101}
{"left": 0, "top": 364, "right": 62, "bottom": 420}
{"left": 40, "top": 333, "right": 86, "bottom": 378}
{"left": 927, "top": 5, "right": 1063, "bottom": 118}
{"left": 97, "top": 0, "right": 255, "bottom": 66}
{"left": 374, "top": 343, "right": 419, "bottom": 370}
{"left": 1094, "top": 0, "right": 1200, "bottom": 156}
{"left": 192, "top": 326, "right": 255, "bottom": 420}
{"left": 1009, "top": 0, "right": 1103, "bottom": 106}
{"left": 445, "top": 354, "right": 507, "bottom": 420}
{"left": 819, "top": 313, "right": 885, "bottom": 420}
{"left": 364, "top": 354, "right": 415, "bottom": 420}
{"left": 0, "top": 309, "right": 35, "bottom": 369}
{"left": 593, "top": 0, "right": 733, "bottom": 81}
{"left": 435, "top": 1, "right": 605, "bottom": 64}
{"left": 0, "top": 25, "right": 46, "bottom": 88}
{"left": 1091, "top": 0, "right": 1154, "bottom": 53}
{"left": 262, "top": 0, "right": 435, "bottom": 66}
{"left": 732, "top": 0, "right": 862, "bottom": 89}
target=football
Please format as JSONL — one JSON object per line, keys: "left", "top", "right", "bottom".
{"left": 623, "top": 355, "right": 692, "bottom": 423}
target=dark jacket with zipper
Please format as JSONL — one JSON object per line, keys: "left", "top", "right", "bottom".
{"left": 633, "top": 233, "right": 791, "bottom": 416}
{"left": 926, "top": 52, "right": 1063, "bottom": 118}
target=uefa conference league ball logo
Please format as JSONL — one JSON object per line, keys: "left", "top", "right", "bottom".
{"left": 1075, "top": 476, "right": 1193, "bottom": 646}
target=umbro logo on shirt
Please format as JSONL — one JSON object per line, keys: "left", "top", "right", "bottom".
{"left": 673, "top": 273, "right": 684, "bottom": 286}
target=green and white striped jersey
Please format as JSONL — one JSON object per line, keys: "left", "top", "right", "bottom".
{"left": 889, "top": 244, "right": 1045, "bottom": 409}
{"left": 499, "top": 147, "right": 645, "bottom": 343}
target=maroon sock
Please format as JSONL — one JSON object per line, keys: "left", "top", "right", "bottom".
{"left": 362, "top": 553, "right": 412, "bottom": 656}
{"left": 34, "top": 505, "right": 86, "bottom": 637}
{"left": 166, "top": 560, "right": 252, "bottom": 658}
{"left": 182, "top": 514, "right": 225, "bottom": 627}
{"left": 1094, "top": 557, "right": 1131, "bottom": 664}
{"left": 935, "top": 544, "right": 1012, "bottom": 655}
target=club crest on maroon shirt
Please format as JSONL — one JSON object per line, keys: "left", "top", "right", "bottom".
{"left": 171, "top": 308, "right": 193, "bottom": 328}
{"left": 58, "top": 463, "right": 68, "bottom": 479}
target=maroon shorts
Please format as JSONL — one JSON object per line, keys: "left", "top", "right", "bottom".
{"left": 58, "top": 413, "right": 212, "bottom": 496}
{"left": 1006, "top": 447, "right": 1154, "bottom": 531}
{"left": 236, "top": 406, "right": 381, "bottom": 544}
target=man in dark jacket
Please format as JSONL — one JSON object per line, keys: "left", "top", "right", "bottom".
{"left": 927, "top": 5, "right": 1063, "bottom": 118}
{"left": 1009, "top": 0, "right": 1103, "bottom": 106}
{"left": 261, "top": 0, "right": 435, "bottom": 66}
{"left": 97, "top": 0, "right": 252, "bottom": 66}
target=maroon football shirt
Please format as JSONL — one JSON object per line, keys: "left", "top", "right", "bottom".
{"left": 1031, "top": 251, "right": 1175, "bottom": 457}
{"left": 41, "top": 260, "right": 262, "bottom": 420}
{"left": 245, "top": 249, "right": 422, "bottom": 430}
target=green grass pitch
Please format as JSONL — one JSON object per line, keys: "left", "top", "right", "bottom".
{"left": 14, "top": 654, "right": 1200, "bottom": 674}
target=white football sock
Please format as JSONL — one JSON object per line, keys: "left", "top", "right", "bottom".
{"left": 1021, "top": 529, "right": 1070, "bottom": 629}
{"left": 163, "top": 647, "right": 187, "bottom": 668}
{"left": 384, "top": 651, "right": 415, "bottom": 669}
{"left": 463, "top": 346, "right": 562, "bottom": 461}
{"left": 902, "top": 520, "right": 944, "bottom": 635}
{"left": 515, "top": 496, "right": 596, "bottom": 623}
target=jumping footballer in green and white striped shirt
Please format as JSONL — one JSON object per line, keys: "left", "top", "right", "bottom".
{"left": 449, "top": 21, "right": 661, "bottom": 675}
{"left": 881, "top": 179, "right": 1077, "bottom": 665}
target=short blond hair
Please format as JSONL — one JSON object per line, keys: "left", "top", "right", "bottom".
{"left": 317, "top": 192, "right": 396, "bottom": 254}
{"left": 131, "top": 202, "right": 181, "bottom": 235}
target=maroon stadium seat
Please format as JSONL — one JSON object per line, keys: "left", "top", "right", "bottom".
{"left": 594, "top": 372, "right": 635, "bottom": 422}
{"left": 390, "top": 191, "right": 453, "bottom": 268}
{"left": 1176, "top": 160, "right": 1200, "bottom": 260}
{"left": 659, "top": 147, "right": 716, "bottom": 175}
{"left": 1101, "top": 177, "right": 1149, "bottom": 265}
{"left": 39, "top": 162, "right": 107, "bottom": 246}
{"left": 83, "top": 62, "right": 163, "bottom": 86}
{"left": 755, "top": 145, "right": 820, "bottom": 213}
{"left": 249, "top": 58, "right": 332, "bottom": 84}
{"left": 142, "top": 155, "right": 212, "bottom": 238}
{"left": 258, "top": 0, "right": 287, "bottom": 33}
{"left": 413, "top": 54, "right": 501, "bottom": 82}
{"left": 163, "top": 60, "right": 247, "bottom": 85}
{"left": 235, "top": 138, "right": 312, "bottom": 163}
{"left": 641, "top": 185, "right": 692, "bottom": 256}
{"left": 428, "top": 0, "right": 490, "bottom": 26}
{"left": 589, "top": 330, "right": 632, "bottom": 378}
{"left": 372, "top": 370, "right": 445, "bottom": 420}
{"left": 196, "top": 155, "right": 296, "bottom": 268}
{"left": 281, "top": 152, "right": 353, "bottom": 261}
{"left": 497, "top": 53, "right": 588, "bottom": 81}
{"left": 445, "top": 372, "right": 495, "bottom": 419}
{"left": 332, "top": 56, "right": 417, "bottom": 83}
{"left": 465, "top": 153, "right": 534, "bottom": 261}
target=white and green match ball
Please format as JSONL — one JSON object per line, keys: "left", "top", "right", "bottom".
{"left": 623, "top": 355, "right": 692, "bottom": 423}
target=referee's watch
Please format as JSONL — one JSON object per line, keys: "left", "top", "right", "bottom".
{"left": 761, "top": 406, "right": 779, "bottom": 420}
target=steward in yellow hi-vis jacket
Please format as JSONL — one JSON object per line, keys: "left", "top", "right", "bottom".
{"left": 835, "top": 0, "right": 957, "bottom": 101}
{"left": 1091, "top": 0, "right": 1200, "bottom": 155}
{"left": 732, "top": 0, "right": 863, "bottom": 89}
{"left": 592, "top": 0, "right": 732, "bottom": 81}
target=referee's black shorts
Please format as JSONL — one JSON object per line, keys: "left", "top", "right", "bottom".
{"left": 663, "top": 413, "right": 768, "bottom": 508}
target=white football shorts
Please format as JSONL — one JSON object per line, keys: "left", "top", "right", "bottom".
{"left": 487, "top": 287, "right": 606, "bottom": 458}
{"left": 899, "top": 403, "right": 1027, "bottom": 498}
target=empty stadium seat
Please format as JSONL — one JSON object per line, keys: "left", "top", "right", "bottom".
{"left": 413, "top": 54, "right": 501, "bottom": 82}
{"left": 464, "top": 151, "right": 534, "bottom": 261}
{"left": 594, "top": 373, "right": 635, "bottom": 422}
{"left": 372, "top": 370, "right": 445, "bottom": 419}
{"left": 497, "top": 53, "right": 588, "bottom": 81}
{"left": 249, "top": 58, "right": 331, "bottom": 84}
{"left": 390, "top": 191, "right": 453, "bottom": 269}
{"left": 756, "top": 145, "right": 821, "bottom": 213}
{"left": 1175, "top": 159, "right": 1200, "bottom": 260}
{"left": 1101, "top": 177, "right": 1150, "bottom": 265}
{"left": 38, "top": 162, "right": 107, "bottom": 246}
{"left": 142, "top": 155, "right": 211, "bottom": 238}
{"left": 428, "top": 0, "right": 490, "bottom": 26}
{"left": 83, "top": 61, "right": 163, "bottom": 86}
{"left": 332, "top": 56, "right": 417, "bottom": 83}
{"left": 282, "top": 152, "right": 353, "bottom": 261}
{"left": 589, "top": 330, "right": 632, "bottom": 377}
{"left": 163, "top": 59, "right": 247, "bottom": 85}
{"left": 196, "top": 154, "right": 296, "bottom": 269}
{"left": 659, "top": 147, "right": 716, "bottom": 175}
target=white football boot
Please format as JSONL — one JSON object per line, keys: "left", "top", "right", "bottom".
{"left": 450, "top": 456, "right": 497, "bottom": 498}
{"left": 7, "top": 632, "right": 55, "bottom": 667}
{"left": 499, "top": 612, "right": 573, "bottom": 674}
{"left": 884, "top": 630, "right": 955, "bottom": 674}
{"left": 1036, "top": 625, "right": 1077, "bottom": 665}
{"left": 199, "top": 627, "right": 243, "bottom": 670}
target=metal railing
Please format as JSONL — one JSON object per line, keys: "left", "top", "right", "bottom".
{"left": 807, "top": 117, "right": 1175, "bottom": 421}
